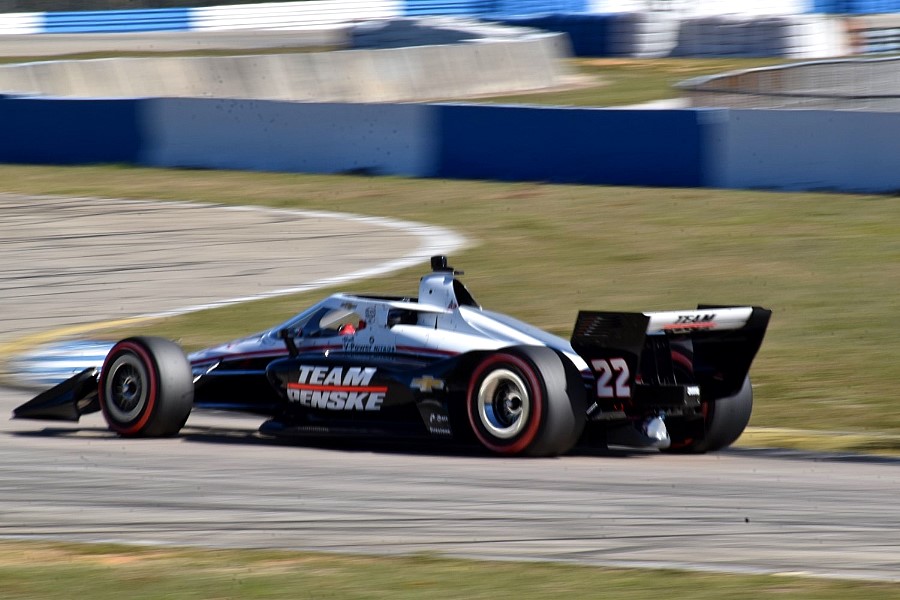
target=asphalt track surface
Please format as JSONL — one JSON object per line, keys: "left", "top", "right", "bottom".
{"left": 2, "top": 31, "right": 897, "bottom": 588}
{"left": 0, "top": 193, "right": 462, "bottom": 349}
{"left": 1, "top": 196, "right": 899, "bottom": 583}
{"left": 3, "top": 388, "right": 900, "bottom": 583}
{"left": 0, "top": 191, "right": 898, "bottom": 583}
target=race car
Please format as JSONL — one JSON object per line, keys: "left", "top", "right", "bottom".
{"left": 13, "top": 256, "right": 770, "bottom": 457}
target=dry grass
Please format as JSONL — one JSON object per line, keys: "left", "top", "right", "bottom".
{"left": 2, "top": 165, "right": 900, "bottom": 435}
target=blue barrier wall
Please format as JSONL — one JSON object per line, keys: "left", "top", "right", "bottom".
{"left": 502, "top": 14, "right": 613, "bottom": 56}
{"left": 0, "top": 98, "right": 142, "bottom": 164}
{"left": 42, "top": 8, "right": 192, "bottom": 33}
{"left": 401, "top": 0, "right": 587, "bottom": 17}
{"left": 492, "top": 0, "right": 588, "bottom": 16}
{"left": 4, "top": 1, "right": 897, "bottom": 36}
{"left": 402, "top": 0, "right": 485, "bottom": 16}
{"left": 436, "top": 105, "right": 708, "bottom": 187}
{"left": 3, "top": 96, "right": 900, "bottom": 193}
{"left": 812, "top": 0, "right": 900, "bottom": 12}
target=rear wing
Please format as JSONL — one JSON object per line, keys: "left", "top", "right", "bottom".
{"left": 571, "top": 306, "right": 771, "bottom": 406}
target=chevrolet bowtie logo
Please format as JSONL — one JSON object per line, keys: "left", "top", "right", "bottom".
{"left": 411, "top": 376, "right": 445, "bottom": 392}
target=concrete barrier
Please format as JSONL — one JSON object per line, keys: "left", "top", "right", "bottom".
{"left": 0, "top": 17, "right": 573, "bottom": 102}
{"left": 435, "top": 104, "right": 707, "bottom": 187}
{"left": 3, "top": 95, "right": 900, "bottom": 193}
{"left": 0, "top": 34, "right": 572, "bottom": 102}
{"left": 707, "top": 109, "right": 900, "bottom": 192}
{"left": 590, "top": 0, "right": 812, "bottom": 14}
{"left": 0, "top": 97, "right": 142, "bottom": 164}
{"left": 0, "top": 11, "right": 40, "bottom": 34}
{"left": 140, "top": 98, "right": 438, "bottom": 176}
{"left": 192, "top": 0, "right": 400, "bottom": 31}
{"left": 680, "top": 56, "right": 900, "bottom": 110}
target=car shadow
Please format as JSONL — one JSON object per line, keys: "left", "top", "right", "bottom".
{"left": 8, "top": 421, "right": 652, "bottom": 459}
{"left": 16, "top": 417, "right": 893, "bottom": 463}
{"left": 722, "top": 445, "right": 900, "bottom": 465}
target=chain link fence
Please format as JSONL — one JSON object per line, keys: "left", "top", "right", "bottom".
{"left": 678, "top": 56, "right": 900, "bottom": 110}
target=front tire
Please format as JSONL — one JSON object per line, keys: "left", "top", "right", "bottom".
{"left": 466, "top": 346, "right": 585, "bottom": 457}
{"left": 99, "top": 337, "right": 193, "bottom": 437}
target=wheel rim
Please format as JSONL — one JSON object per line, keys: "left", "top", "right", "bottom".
{"left": 476, "top": 368, "right": 531, "bottom": 440}
{"left": 104, "top": 353, "right": 148, "bottom": 424}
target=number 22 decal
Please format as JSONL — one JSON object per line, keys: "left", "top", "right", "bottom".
{"left": 591, "top": 358, "right": 631, "bottom": 398}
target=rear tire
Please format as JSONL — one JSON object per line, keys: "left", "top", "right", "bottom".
{"left": 663, "top": 348, "right": 753, "bottom": 454}
{"left": 666, "top": 377, "right": 753, "bottom": 454}
{"left": 697, "top": 377, "right": 753, "bottom": 452}
{"left": 466, "top": 346, "right": 585, "bottom": 457}
{"left": 99, "top": 337, "right": 193, "bottom": 437}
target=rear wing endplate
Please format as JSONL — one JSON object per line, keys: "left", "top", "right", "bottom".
{"left": 571, "top": 306, "right": 771, "bottom": 402}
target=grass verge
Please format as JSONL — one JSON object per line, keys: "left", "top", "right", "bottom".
{"left": 1, "top": 541, "right": 899, "bottom": 599}
{"left": 472, "top": 57, "right": 790, "bottom": 106}
{"left": 1, "top": 164, "right": 899, "bottom": 441}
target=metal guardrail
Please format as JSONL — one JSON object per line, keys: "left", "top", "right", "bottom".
{"left": 678, "top": 56, "right": 900, "bottom": 110}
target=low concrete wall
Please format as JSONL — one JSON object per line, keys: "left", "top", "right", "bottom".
{"left": 436, "top": 104, "right": 706, "bottom": 187}
{"left": 0, "top": 97, "right": 142, "bottom": 164}
{"left": 192, "top": 0, "right": 400, "bottom": 31}
{"left": 0, "top": 34, "right": 571, "bottom": 102}
{"left": 707, "top": 109, "right": 900, "bottom": 192}
{"left": 3, "top": 96, "right": 900, "bottom": 193}
{"left": 0, "top": 1, "right": 399, "bottom": 33}
{"left": 679, "top": 57, "right": 900, "bottom": 110}
{"left": 0, "top": 30, "right": 349, "bottom": 59}
{"left": 141, "top": 98, "right": 437, "bottom": 176}
{"left": 0, "top": 11, "right": 41, "bottom": 34}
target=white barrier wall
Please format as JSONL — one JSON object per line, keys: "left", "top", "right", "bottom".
{"left": 706, "top": 109, "right": 900, "bottom": 192}
{"left": 5, "top": 95, "right": 900, "bottom": 192}
{"left": 505, "top": 12, "right": 845, "bottom": 58}
{"left": 192, "top": 0, "right": 401, "bottom": 31}
{"left": 0, "top": 12, "right": 40, "bottom": 35}
{"left": 140, "top": 99, "right": 438, "bottom": 177}
{"left": 672, "top": 15, "right": 846, "bottom": 58}
{"left": 589, "top": 0, "right": 812, "bottom": 16}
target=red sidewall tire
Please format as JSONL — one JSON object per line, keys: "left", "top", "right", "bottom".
{"left": 99, "top": 340, "right": 159, "bottom": 436}
{"left": 98, "top": 337, "right": 192, "bottom": 438}
{"left": 467, "top": 353, "right": 544, "bottom": 456}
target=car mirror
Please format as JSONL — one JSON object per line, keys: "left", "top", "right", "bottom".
{"left": 278, "top": 327, "right": 301, "bottom": 357}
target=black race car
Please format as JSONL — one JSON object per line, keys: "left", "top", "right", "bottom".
{"left": 14, "top": 256, "right": 770, "bottom": 456}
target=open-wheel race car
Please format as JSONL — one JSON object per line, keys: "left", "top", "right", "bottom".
{"left": 14, "top": 256, "right": 771, "bottom": 456}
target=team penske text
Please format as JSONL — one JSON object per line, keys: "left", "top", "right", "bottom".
{"left": 288, "top": 388, "right": 385, "bottom": 411}
{"left": 286, "top": 366, "right": 385, "bottom": 411}
{"left": 296, "top": 365, "right": 376, "bottom": 387}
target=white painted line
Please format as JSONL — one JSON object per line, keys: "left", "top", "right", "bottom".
{"left": 130, "top": 202, "right": 468, "bottom": 319}
{"left": 3, "top": 198, "right": 468, "bottom": 387}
